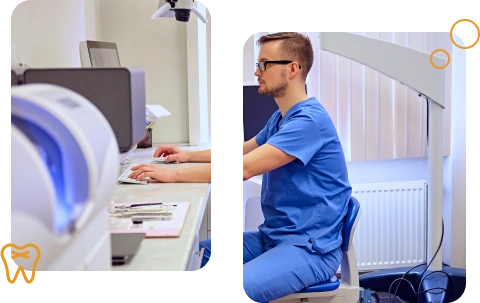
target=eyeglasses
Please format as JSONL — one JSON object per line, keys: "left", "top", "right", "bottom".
{"left": 256, "top": 60, "right": 302, "bottom": 72}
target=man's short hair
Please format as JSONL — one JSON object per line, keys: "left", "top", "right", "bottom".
{"left": 257, "top": 32, "right": 314, "bottom": 81}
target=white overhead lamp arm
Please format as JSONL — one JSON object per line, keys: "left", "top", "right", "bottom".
{"left": 319, "top": 32, "right": 446, "bottom": 271}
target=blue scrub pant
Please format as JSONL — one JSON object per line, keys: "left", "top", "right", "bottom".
{"left": 199, "top": 232, "right": 343, "bottom": 303}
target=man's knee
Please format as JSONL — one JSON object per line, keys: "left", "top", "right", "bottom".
{"left": 243, "top": 268, "right": 268, "bottom": 303}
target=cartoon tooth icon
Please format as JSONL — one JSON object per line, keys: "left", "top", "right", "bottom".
{"left": 1, "top": 243, "right": 41, "bottom": 283}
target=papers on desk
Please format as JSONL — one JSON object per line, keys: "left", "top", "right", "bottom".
{"left": 109, "top": 202, "right": 190, "bottom": 238}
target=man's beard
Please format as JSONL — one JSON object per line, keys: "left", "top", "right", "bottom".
{"left": 258, "top": 70, "right": 288, "bottom": 98}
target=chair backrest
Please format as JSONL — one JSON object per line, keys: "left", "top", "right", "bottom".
{"left": 341, "top": 196, "right": 361, "bottom": 253}
{"left": 245, "top": 197, "right": 263, "bottom": 232}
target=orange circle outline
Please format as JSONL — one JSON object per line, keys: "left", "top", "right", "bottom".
{"left": 450, "top": 19, "right": 480, "bottom": 49}
{"left": 430, "top": 49, "right": 450, "bottom": 69}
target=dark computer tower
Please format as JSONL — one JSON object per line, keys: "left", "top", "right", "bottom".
{"left": 22, "top": 68, "right": 146, "bottom": 153}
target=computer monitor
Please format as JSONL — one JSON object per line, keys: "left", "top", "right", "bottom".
{"left": 22, "top": 68, "right": 146, "bottom": 154}
{"left": 80, "top": 40, "right": 121, "bottom": 68}
{"left": 243, "top": 84, "right": 308, "bottom": 142}
{"left": 241, "top": 85, "right": 307, "bottom": 142}
{"left": 243, "top": 84, "right": 279, "bottom": 142}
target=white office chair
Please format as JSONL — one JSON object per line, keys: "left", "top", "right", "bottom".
{"left": 245, "top": 196, "right": 362, "bottom": 303}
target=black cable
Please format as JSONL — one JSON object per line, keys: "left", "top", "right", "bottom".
{"left": 389, "top": 263, "right": 427, "bottom": 303}
{"left": 389, "top": 220, "right": 444, "bottom": 303}
{"left": 387, "top": 277, "right": 451, "bottom": 302}
{"left": 388, "top": 277, "right": 419, "bottom": 300}
{"left": 414, "top": 220, "right": 444, "bottom": 286}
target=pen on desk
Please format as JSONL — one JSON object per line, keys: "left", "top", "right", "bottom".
{"left": 116, "top": 202, "right": 177, "bottom": 209}
{"left": 118, "top": 209, "right": 171, "bottom": 213}
{"left": 112, "top": 212, "right": 172, "bottom": 218}
{"left": 131, "top": 216, "right": 174, "bottom": 223}
{"left": 131, "top": 202, "right": 165, "bottom": 208}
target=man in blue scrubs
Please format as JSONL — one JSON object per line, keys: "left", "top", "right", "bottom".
{"left": 244, "top": 31, "right": 353, "bottom": 302}
{"left": 201, "top": 32, "right": 351, "bottom": 302}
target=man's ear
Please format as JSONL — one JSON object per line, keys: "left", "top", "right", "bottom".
{"left": 288, "top": 62, "right": 301, "bottom": 79}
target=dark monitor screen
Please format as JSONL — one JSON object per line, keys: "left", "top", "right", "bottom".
{"left": 79, "top": 40, "right": 121, "bottom": 68}
{"left": 243, "top": 85, "right": 278, "bottom": 142}
{"left": 243, "top": 84, "right": 308, "bottom": 142}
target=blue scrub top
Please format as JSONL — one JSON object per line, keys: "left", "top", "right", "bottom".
{"left": 255, "top": 97, "right": 351, "bottom": 254}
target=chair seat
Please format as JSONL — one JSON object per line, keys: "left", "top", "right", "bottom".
{"left": 298, "top": 276, "right": 340, "bottom": 293}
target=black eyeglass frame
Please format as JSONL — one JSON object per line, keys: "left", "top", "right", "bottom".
{"left": 256, "top": 60, "right": 302, "bottom": 72}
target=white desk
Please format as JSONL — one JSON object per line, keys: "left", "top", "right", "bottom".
{"left": 112, "top": 146, "right": 211, "bottom": 271}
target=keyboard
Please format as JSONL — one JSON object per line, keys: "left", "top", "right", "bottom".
{"left": 117, "top": 164, "right": 151, "bottom": 185}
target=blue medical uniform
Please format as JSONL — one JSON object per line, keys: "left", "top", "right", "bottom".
{"left": 200, "top": 97, "right": 351, "bottom": 302}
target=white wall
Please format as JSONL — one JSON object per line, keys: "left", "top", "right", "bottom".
{"left": 11, "top": 0, "right": 89, "bottom": 67}
{"left": 243, "top": 32, "right": 466, "bottom": 268}
{"left": 11, "top": 0, "right": 210, "bottom": 145}
{"left": 98, "top": 0, "right": 188, "bottom": 144}
{"left": 84, "top": 0, "right": 101, "bottom": 41}
{"left": 205, "top": 7, "right": 217, "bottom": 143}
{"left": 243, "top": 35, "right": 254, "bottom": 83}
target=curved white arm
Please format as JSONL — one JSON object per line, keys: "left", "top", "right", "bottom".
{"left": 151, "top": 2, "right": 172, "bottom": 20}
{"left": 320, "top": 33, "right": 445, "bottom": 107}
{"left": 191, "top": 6, "right": 208, "bottom": 23}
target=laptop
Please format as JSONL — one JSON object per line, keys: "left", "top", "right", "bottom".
{"left": 110, "top": 232, "right": 146, "bottom": 266}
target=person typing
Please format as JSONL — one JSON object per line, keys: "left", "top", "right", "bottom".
{"left": 128, "top": 145, "right": 211, "bottom": 183}
{"left": 153, "top": 145, "right": 211, "bottom": 163}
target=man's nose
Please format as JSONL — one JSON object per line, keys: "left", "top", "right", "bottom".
{"left": 254, "top": 68, "right": 261, "bottom": 77}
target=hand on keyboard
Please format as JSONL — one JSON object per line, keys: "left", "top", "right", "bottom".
{"left": 151, "top": 156, "right": 167, "bottom": 164}
{"left": 123, "top": 163, "right": 178, "bottom": 183}
{"left": 153, "top": 145, "right": 189, "bottom": 163}
{"left": 118, "top": 164, "right": 151, "bottom": 185}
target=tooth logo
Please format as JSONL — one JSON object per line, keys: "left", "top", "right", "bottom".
{"left": 1, "top": 243, "right": 41, "bottom": 283}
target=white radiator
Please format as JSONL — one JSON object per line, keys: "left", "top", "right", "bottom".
{"left": 352, "top": 180, "right": 427, "bottom": 271}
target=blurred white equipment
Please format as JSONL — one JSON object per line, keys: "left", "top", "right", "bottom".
{"left": 151, "top": 0, "right": 207, "bottom": 23}
{"left": 11, "top": 84, "right": 119, "bottom": 270}
{"left": 146, "top": 104, "right": 171, "bottom": 123}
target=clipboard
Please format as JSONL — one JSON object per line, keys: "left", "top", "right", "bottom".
{"left": 109, "top": 201, "right": 190, "bottom": 238}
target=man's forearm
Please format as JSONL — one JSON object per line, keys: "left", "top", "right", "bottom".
{"left": 175, "top": 164, "right": 211, "bottom": 183}
{"left": 186, "top": 149, "right": 211, "bottom": 163}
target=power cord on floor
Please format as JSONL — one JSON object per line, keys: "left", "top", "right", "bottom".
{"left": 388, "top": 219, "right": 455, "bottom": 303}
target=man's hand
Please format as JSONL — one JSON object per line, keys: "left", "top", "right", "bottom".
{"left": 129, "top": 163, "right": 211, "bottom": 183}
{"left": 154, "top": 145, "right": 189, "bottom": 163}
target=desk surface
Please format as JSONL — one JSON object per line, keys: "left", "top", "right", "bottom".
{"left": 112, "top": 146, "right": 211, "bottom": 271}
